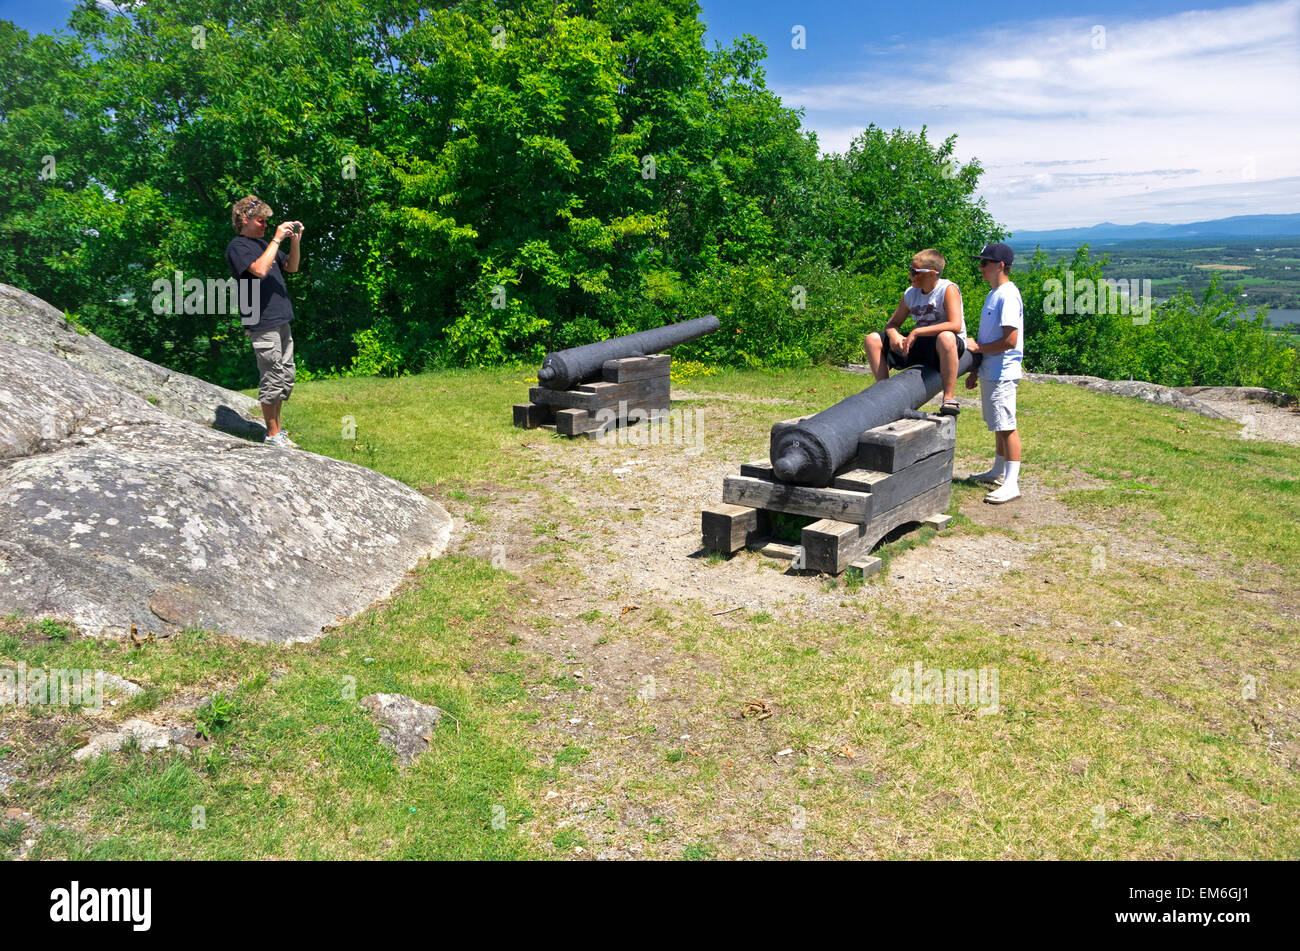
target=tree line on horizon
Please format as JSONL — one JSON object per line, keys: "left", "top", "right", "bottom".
{"left": 1, "top": 0, "right": 1295, "bottom": 395}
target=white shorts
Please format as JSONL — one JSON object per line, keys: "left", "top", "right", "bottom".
{"left": 981, "top": 378, "right": 1018, "bottom": 432}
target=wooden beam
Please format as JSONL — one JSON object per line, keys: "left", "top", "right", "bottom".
{"left": 857, "top": 415, "right": 955, "bottom": 473}
{"left": 834, "top": 449, "right": 954, "bottom": 511}
{"left": 602, "top": 354, "right": 671, "bottom": 382}
{"left": 512, "top": 402, "right": 553, "bottom": 429}
{"left": 701, "top": 504, "right": 768, "bottom": 553}
{"left": 722, "top": 475, "right": 872, "bottom": 524}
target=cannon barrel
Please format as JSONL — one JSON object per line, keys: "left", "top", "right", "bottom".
{"left": 770, "top": 351, "right": 978, "bottom": 487}
{"left": 537, "top": 315, "right": 720, "bottom": 390}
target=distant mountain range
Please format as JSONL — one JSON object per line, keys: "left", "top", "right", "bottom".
{"left": 1009, "top": 214, "right": 1300, "bottom": 246}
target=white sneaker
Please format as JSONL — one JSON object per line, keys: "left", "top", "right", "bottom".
{"left": 969, "top": 469, "right": 1004, "bottom": 486}
{"left": 264, "top": 432, "right": 297, "bottom": 448}
{"left": 984, "top": 483, "right": 1021, "bottom": 505}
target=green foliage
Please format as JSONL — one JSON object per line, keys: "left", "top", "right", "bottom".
{"left": 0, "top": 1, "right": 1002, "bottom": 381}
{"left": 194, "top": 691, "right": 240, "bottom": 739}
{"left": 10, "top": 2, "right": 1283, "bottom": 391}
{"left": 37, "top": 619, "right": 71, "bottom": 641}
{"left": 1018, "top": 248, "right": 1300, "bottom": 394}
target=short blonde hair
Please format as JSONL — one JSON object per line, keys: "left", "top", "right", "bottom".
{"left": 231, "top": 195, "right": 273, "bottom": 233}
{"left": 913, "top": 249, "right": 946, "bottom": 274}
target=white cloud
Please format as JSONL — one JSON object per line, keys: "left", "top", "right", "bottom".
{"left": 776, "top": 0, "right": 1300, "bottom": 230}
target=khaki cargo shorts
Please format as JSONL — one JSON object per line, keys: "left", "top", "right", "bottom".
{"left": 248, "top": 324, "right": 295, "bottom": 404}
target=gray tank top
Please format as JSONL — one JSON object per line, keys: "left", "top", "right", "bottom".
{"left": 904, "top": 278, "right": 965, "bottom": 341}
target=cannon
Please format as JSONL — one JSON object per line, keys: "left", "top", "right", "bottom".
{"left": 514, "top": 314, "right": 720, "bottom": 438}
{"left": 769, "top": 351, "right": 977, "bottom": 487}
{"left": 537, "top": 314, "right": 720, "bottom": 391}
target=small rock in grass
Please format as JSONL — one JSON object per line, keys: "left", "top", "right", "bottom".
{"left": 73, "top": 719, "right": 174, "bottom": 761}
{"left": 359, "top": 693, "right": 443, "bottom": 767}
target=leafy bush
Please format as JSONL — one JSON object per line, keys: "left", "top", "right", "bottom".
{"left": 194, "top": 692, "right": 240, "bottom": 739}
{"left": 1017, "top": 248, "right": 1300, "bottom": 395}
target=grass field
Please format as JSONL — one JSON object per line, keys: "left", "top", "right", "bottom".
{"left": 2, "top": 367, "right": 1298, "bottom": 859}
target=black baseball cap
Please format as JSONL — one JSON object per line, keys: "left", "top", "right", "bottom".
{"left": 972, "top": 243, "right": 1014, "bottom": 267}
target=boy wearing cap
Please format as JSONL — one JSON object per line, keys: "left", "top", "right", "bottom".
{"left": 964, "top": 243, "right": 1023, "bottom": 504}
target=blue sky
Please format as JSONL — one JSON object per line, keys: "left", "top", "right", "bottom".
{"left": 698, "top": 0, "right": 1300, "bottom": 230}
{"left": 8, "top": 0, "right": 1299, "bottom": 231}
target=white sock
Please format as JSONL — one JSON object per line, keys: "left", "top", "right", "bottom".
{"left": 1003, "top": 461, "right": 1020, "bottom": 485}
{"left": 993, "top": 455, "right": 1007, "bottom": 477}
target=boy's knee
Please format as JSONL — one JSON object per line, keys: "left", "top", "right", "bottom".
{"left": 937, "top": 331, "right": 957, "bottom": 350}
{"left": 864, "top": 333, "right": 881, "bottom": 354}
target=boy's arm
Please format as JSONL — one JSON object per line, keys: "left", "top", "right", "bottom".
{"left": 969, "top": 326, "right": 1018, "bottom": 355}
{"left": 881, "top": 299, "right": 909, "bottom": 347}
{"left": 884, "top": 299, "right": 908, "bottom": 333}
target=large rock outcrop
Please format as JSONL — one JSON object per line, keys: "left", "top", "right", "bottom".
{"left": 0, "top": 338, "right": 452, "bottom": 644}
{"left": 0, "top": 283, "right": 262, "bottom": 436}
{"left": 1023, "top": 373, "right": 1231, "bottom": 420}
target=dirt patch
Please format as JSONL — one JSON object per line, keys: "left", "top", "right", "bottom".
{"left": 1193, "top": 397, "right": 1300, "bottom": 447}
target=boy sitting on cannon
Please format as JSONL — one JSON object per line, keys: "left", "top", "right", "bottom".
{"left": 864, "top": 249, "right": 967, "bottom": 416}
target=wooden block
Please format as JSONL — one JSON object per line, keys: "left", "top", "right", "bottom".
{"left": 834, "top": 449, "right": 954, "bottom": 512}
{"left": 800, "top": 481, "right": 953, "bottom": 574}
{"left": 602, "top": 354, "right": 671, "bottom": 383}
{"left": 577, "top": 376, "right": 671, "bottom": 399}
{"left": 857, "top": 415, "right": 956, "bottom": 473}
{"left": 848, "top": 557, "right": 883, "bottom": 578}
{"left": 801, "top": 519, "right": 866, "bottom": 575}
{"left": 555, "top": 408, "right": 595, "bottom": 435}
{"left": 701, "top": 504, "right": 768, "bottom": 554}
{"left": 722, "top": 475, "right": 872, "bottom": 525}
{"left": 758, "top": 541, "right": 801, "bottom": 561}
{"left": 529, "top": 376, "right": 671, "bottom": 411}
{"left": 866, "top": 480, "right": 953, "bottom": 548}
{"left": 739, "top": 459, "right": 775, "bottom": 480}
{"left": 512, "top": 403, "right": 553, "bottom": 429}
{"left": 529, "top": 386, "right": 599, "bottom": 411}
{"left": 922, "top": 513, "right": 953, "bottom": 531}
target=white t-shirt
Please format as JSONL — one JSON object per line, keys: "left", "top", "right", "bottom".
{"left": 903, "top": 278, "right": 966, "bottom": 342}
{"left": 977, "top": 282, "right": 1024, "bottom": 381}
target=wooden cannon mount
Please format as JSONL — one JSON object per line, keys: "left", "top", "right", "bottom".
{"left": 701, "top": 412, "right": 956, "bottom": 575}
{"left": 513, "top": 354, "right": 672, "bottom": 439}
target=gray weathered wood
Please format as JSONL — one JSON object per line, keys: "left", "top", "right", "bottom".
{"left": 512, "top": 402, "right": 553, "bottom": 429}
{"left": 799, "top": 481, "right": 952, "bottom": 573}
{"left": 800, "top": 519, "right": 865, "bottom": 575}
{"left": 857, "top": 414, "right": 956, "bottom": 473}
{"left": 529, "top": 375, "right": 671, "bottom": 411}
{"left": 555, "top": 407, "right": 596, "bottom": 436}
{"left": 739, "top": 459, "right": 775, "bottom": 480}
{"left": 701, "top": 503, "right": 767, "bottom": 553}
{"left": 849, "top": 557, "right": 883, "bottom": 578}
{"left": 757, "top": 541, "right": 800, "bottom": 561}
{"left": 833, "top": 449, "right": 954, "bottom": 511}
{"left": 602, "top": 354, "right": 671, "bottom": 383}
{"left": 922, "top": 513, "right": 953, "bottom": 531}
{"left": 722, "top": 475, "right": 872, "bottom": 524}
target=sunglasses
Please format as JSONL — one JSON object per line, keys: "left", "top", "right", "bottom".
{"left": 909, "top": 267, "right": 936, "bottom": 276}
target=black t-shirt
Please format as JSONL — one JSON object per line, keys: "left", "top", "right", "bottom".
{"left": 225, "top": 235, "right": 294, "bottom": 332}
